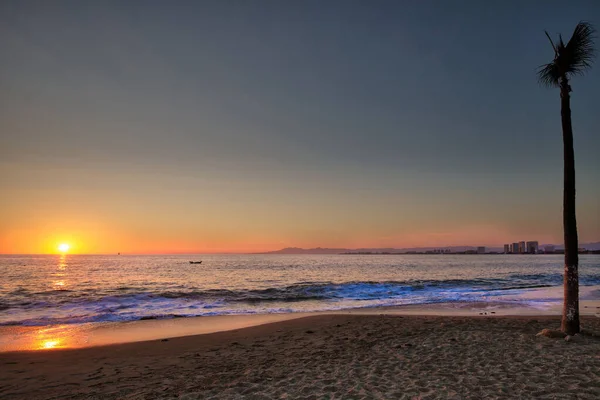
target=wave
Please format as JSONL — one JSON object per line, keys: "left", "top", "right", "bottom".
{"left": 2, "top": 273, "right": 600, "bottom": 326}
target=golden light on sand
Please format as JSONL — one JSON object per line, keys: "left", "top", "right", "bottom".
{"left": 28, "top": 326, "right": 73, "bottom": 351}
{"left": 41, "top": 340, "right": 61, "bottom": 349}
{"left": 58, "top": 243, "right": 70, "bottom": 253}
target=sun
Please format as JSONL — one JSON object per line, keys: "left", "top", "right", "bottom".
{"left": 58, "top": 243, "right": 70, "bottom": 253}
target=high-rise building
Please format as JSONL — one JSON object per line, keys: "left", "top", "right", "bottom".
{"left": 504, "top": 244, "right": 510, "bottom": 254}
{"left": 518, "top": 241, "right": 526, "bottom": 254}
{"left": 526, "top": 241, "right": 539, "bottom": 254}
{"left": 477, "top": 246, "right": 485, "bottom": 254}
{"left": 511, "top": 243, "right": 519, "bottom": 254}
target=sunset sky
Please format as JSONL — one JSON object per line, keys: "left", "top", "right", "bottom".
{"left": 1, "top": 1, "right": 599, "bottom": 254}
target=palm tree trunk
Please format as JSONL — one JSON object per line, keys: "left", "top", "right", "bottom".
{"left": 559, "top": 77, "right": 580, "bottom": 335}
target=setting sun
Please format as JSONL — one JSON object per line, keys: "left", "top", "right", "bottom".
{"left": 58, "top": 243, "right": 70, "bottom": 253}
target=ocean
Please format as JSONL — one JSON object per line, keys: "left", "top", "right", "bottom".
{"left": 1, "top": 254, "right": 599, "bottom": 326}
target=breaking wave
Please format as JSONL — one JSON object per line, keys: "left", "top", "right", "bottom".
{"left": 2, "top": 271, "right": 600, "bottom": 326}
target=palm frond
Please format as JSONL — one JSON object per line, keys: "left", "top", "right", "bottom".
{"left": 538, "top": 21, "right": 596, "bottom": 86}
{"left": 545, "top": 31, "right": 557, "bottom": 55}
{"left": 564, "top": 21, "right": 596, "bottom": 76}
{"left": 537, "top": 62, "right": 561, "bottom": 87}
{"left": 558, "top": 34, "right": 565, "bottom": 50}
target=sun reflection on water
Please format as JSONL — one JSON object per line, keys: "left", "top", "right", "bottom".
{"left": 52, "top": 254, "right": 68, "bottom": 290}
{"left": 31, "top": 326, "right": 72, "bottom": 350}
{"left": 58, "top": 254, "right": 67, "bottom": 270}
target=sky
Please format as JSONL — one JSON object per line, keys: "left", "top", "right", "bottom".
{"left": 1, "top": 0, "right": 599, "bottom": 254}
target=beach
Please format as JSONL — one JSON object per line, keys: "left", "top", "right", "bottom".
{"left": 2, "top": 254, "right": 600, "bottom": 399}
{"left": 2, "top": 311, "right": 600, "bottom": 399}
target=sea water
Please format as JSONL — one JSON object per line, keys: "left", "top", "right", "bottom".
{"left": 1, "top": 254, "right": 599, "bottom": 326}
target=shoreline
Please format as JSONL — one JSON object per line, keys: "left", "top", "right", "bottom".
{"left": 2, "top": 291, "right": 599, "bottom": 353}
{"left": 1, "top": 314, "right": 599, "bottom": 399}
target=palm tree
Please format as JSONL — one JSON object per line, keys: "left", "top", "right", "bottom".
{"left": 538, "top": 21, "right": 595, "bottom": 335}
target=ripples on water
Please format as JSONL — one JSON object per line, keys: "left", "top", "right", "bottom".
{"left": 1, "top": 254, "right": 599, "bottom": 325}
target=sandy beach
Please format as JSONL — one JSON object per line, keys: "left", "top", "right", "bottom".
{"left": 2, "top": 313, "right": 600, "bottom": 400}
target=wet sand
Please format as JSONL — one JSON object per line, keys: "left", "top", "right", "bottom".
{"left": 2, "top": 293, "right": 599, "bottom": 353}
{"left": 2, "top": 314, "right": 600, "bottom": 399}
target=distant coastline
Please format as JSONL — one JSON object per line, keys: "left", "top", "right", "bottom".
{"left": 338, "top": 250, "right": 600, "bottom": 255}
{"left": 258, "top": 242, "right": 600, "bottom": 255}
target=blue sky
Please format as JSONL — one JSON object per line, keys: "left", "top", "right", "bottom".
{"left": 1, "top": 1, "right": 599, "bottom": 253}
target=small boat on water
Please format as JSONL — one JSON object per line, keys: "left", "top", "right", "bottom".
{"left": 189, "top": 261, "right": 202, "bottom": 264}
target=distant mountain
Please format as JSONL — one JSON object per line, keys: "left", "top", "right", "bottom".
{"left": 544, "top": 242, "right": 600, "bottom": 251}
{"left": 259, "top": 247, "right": 349, "bottom": 254}
{"left": 260, "top": 246, "right": 504, "bottom": 254}
{"left": 259, "top": 243, "right": 599, "bottom": 254}
{"left": 584, "top": 242, "right": 600, "bottom": 251}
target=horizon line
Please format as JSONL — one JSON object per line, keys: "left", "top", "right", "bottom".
{"left": 2, "top": 241, "right": 597, "bottom": 257}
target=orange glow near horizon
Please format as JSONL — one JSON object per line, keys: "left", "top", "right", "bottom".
{"left": 0, "top": 228, "right": 570, "bottom": 255}
{"left": 0, "top": 215, "right": 590, "bottom": 255}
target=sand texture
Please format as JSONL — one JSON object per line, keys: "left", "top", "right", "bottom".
{"left": 1, "top": 315, "right": 600, "bottom": 399}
